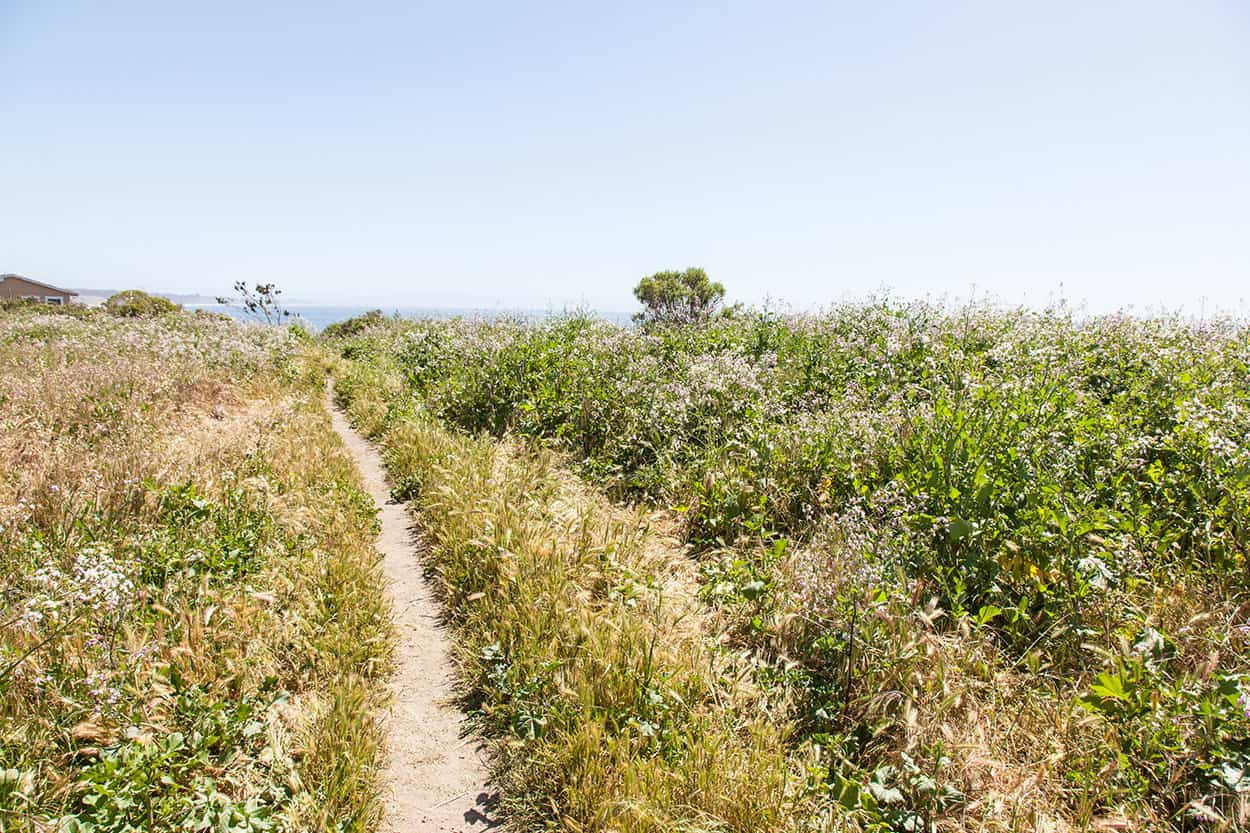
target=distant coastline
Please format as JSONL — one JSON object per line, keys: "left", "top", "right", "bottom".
{"left": 61, "top": 289, "right": 630, "bottom": 329}
{"left": 186, "top": 303, "right": 633, "bottom": 331}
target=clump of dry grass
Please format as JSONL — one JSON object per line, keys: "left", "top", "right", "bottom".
{"left": 0, "top": 308, "right": 391, "bottom": 832}
{"left": 341, "top": 377, "right": 823, "bottom": 832}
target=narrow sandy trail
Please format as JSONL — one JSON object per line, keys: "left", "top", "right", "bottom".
{"left": 326, "top": 385, "right": 500, "bottom": 832}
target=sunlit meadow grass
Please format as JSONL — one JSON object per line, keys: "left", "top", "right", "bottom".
{"left": 331, "top": 303, "right": 1250, "bottom": 832}
{"left": 336, "top": 380, "right": 817, "bottom": 831}
{"left": 0, "top": 306, "right": 391, "bottom": 832}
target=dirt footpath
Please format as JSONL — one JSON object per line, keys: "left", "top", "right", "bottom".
{"left": 327, "top": 385, "right": 500, "bottom": 832}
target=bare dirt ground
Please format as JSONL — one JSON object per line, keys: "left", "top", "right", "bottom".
{"left": 327, "top": 386, "right": 500, "bottom": 832}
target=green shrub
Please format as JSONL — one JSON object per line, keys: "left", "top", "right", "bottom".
{"left": 104, "top": 289, "right": 180, "bottom": 317}
{"left": 0, "top": 297, "right": 93, "bottom": 318}
{"left": 323, "top": 309, "right": 386, "bottom": 339}
{"left": 330, "top": 308, "right": 1250, "bottom": 623}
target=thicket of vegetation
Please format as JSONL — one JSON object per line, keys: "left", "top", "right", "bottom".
{"left": 103, "top": 290, "right": 181, "bottom": 318}
{"left": 1, "top": 307, "right": 391, "bottom": 832}
{"left": 330, "top": 303, "right": 1250, "bottom": 831}
{"left": 0, "top": 299, "right": 94, "bottom": 319}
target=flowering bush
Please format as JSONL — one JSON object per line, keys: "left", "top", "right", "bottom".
{"left": 332, "top": 302, "right": 1250, "bottom": 830}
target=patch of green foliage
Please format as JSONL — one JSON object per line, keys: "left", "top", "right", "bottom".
{"left": 329, "top": 302, "right": 1250, "bottom": 828}
{"left": 105, "top": 290, "right": 180, "bottom": 318}
{"left": 0, "top": 298, "right": 93, "bottom": 318}
{"left": 65, "top": 684, "right": 283, "bottom": 833}
{"left": 330, "top": 308, "right": 1250, "bottom": 610}
{"left": 321, "top": 310, "right": 385, "bottom": 340}
{"left": 139, "top": 480, "right": 279, "bottom": 587}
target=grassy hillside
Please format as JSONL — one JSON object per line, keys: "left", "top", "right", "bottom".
{"left": 330, "top": 303, "right": 1250, "bottom": 832}
{"left": 0, "top": 307, "right": 391, "bottom": 831}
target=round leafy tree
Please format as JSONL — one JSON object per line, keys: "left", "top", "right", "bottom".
{"left": 632, "top": 268, "right": 725, "bottom": 327}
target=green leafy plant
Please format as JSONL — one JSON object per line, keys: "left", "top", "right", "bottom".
{"left": 104, "top": 290, "right": 180, "bottom": 318}
{"left": 633, "top": 267, "right": 726, "bottom": 327}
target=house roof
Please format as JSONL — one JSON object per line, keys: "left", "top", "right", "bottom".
{"left": 0, "top": 274, "right": 79, "bottom": 296}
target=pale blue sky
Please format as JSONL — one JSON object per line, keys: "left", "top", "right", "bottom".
{"left": 3, "top": 1, "right": 1248, "bottom": 313}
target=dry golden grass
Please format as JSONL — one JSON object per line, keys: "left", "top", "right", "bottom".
{"left": 337, "top": 370, "right": 827, "bottom": 832}
{"left": 0, "top": 309, "right": 391, "bottom": 831}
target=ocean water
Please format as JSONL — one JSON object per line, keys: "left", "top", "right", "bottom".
{"left": 189, "top": 304, "right": 632, "bottom": 331}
